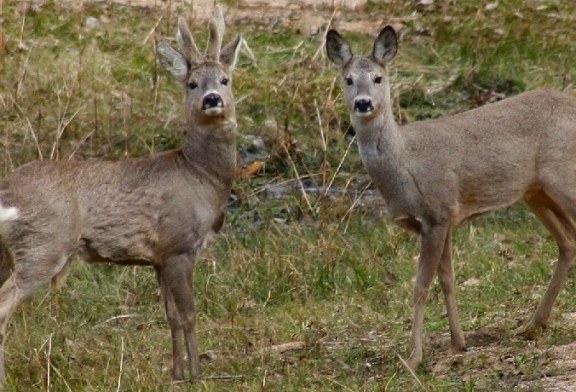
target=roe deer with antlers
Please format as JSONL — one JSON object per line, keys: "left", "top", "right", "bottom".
{"left": 326, "top": 26, "right": 576, "bottom": 369}
{"left": 0, "top": 7, "right": 241, "bottom": 384}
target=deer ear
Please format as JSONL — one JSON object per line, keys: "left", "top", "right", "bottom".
{"left": 326, "top": 29, "right": 353, "bottom": 66}
{"left": 220, "top": 35, "right": 242, "bottom": 69}
{"left": 372, "top": 26, "right": 397, "bottom": 64}
{"left": 156, "top": 41, "right": 189, "bottom": 83}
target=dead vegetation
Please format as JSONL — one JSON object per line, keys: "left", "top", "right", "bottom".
{"left": 0, "top": 0, "right": 575, "bottom": 390}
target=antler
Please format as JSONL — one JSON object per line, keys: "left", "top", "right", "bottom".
{"left": 177, "top": 17, "right": 201, "bottom": 64}
{"left": 206, "top": 6, "right": 226, "bottom": 61}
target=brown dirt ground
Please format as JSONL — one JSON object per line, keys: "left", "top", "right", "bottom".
{"left": 25, "top": 0, "right": 394, "bottom": 35}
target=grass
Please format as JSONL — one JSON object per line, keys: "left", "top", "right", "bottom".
{"left": 1, "top": 0, "right": 576, "bottom": 390}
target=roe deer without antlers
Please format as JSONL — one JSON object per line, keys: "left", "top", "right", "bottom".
{"left": 0, "top": 7, "right": 241, "bottom": 384}
{"left": 326, "top": 26, "right": 576, "bottom": 369}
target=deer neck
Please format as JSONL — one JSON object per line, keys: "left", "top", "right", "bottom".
{"left": 181, "top": 120, "right": 237, "bottom": 192}
{"left": 352, "top": 82, "right": 404, "bottom": 166}
{"left": 352, "top": 83, "right": 414, "bottom": 211}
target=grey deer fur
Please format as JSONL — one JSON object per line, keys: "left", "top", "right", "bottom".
{"left": 326, "top": 25, "right": 576, "bottom": 369}
{"left": 0, "top": 6, "right": 241, "bottom": 384}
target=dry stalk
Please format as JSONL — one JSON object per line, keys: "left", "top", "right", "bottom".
{"left": 24, "top": 115, "right": 43, "bottom": 160}
{"left": 340, "top": 179, "right": 372, "bottom": 233}
{"left": 203, "top": 375, "right": 246, "bottom": 381}
{"left": 47, "top": 364, "right": 73, "bottom": 392}
{"left": 281, "top": 142, "right": 316, "bottom": 218}
{"left": 46, "top": 333, "right": 52, "bottom": 392}
{"left": 15, "top": 42, "right": 32, "bottom": 104}
{"left": 314, "top": 99, "right": 328, "bottom": 186}
{"left": 51, "top": 87, "right": 85, "bottom": 160}
{"left": 142, "top": 15, "right": 164, "bottom": 45}
{"left": 324, "top": 135, "right": 356, "bottom": 199}
{"left": 239, "top": 38, "right": 256, "bottom": 65}
{"left": 311, "top": 9, "right": 337, "bottom": 62}
{"left": 116, "top": 336, "right": 125, "bottom": 392}
{"left": 67, "top": 128, "right": 96, "bottom": 160}
{"left": 323, "top": 376, "right": 356, "bottom": 392}
{"left": 397, "top": 353, "right": 427, "bottom": 391}
{"left": 96, "top": 314, "right": 141, "bottom": 327}
{"left": 35, "top": 332, "right": 83, "bottom": 392}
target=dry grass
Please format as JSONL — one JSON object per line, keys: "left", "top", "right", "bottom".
{"left": 1, "top": 0, "right": 576, "bottom": 390}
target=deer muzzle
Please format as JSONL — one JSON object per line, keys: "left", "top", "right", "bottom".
{"left": 354, "top": 97, "right": 374, "bottom": 115}
{"left": 202, "top": 92, "right": 224, "bottom": 115}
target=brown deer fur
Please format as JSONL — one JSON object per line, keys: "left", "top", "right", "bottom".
{"left": 326, "top": 26, "right": 576, "bottom": 369}
{"left": 0, "top": 6, "right": 241, "bottom": 384}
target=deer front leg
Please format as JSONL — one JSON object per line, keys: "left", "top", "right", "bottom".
{"left": 157, "top": 256, "right": 200, "bottom": 382}
{"left": 407, "top": 224, "right": 449, "bottom": 370}
{"left": 156, "top": 268, "right": 186, "bottom": 381}
{"left": 436, "top": 229, "right": 466, "bottom": 354}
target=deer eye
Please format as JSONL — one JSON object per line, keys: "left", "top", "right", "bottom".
{"left": 221, "top": 78, "right": 229, "bottom": 86}
{"left": 187, "top": 81, "right": 198, "bottom": 90}
{"left": 345, "top": 77, "right": 353, "bottom": 86}
{"left": 374, "top": 76, "right": 383, "bottom": 84}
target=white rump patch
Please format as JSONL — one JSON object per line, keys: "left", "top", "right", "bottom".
{"left": 0, "top": 201, "right": 19, "bottom": 223}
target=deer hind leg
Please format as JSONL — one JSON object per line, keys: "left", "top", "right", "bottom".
{"left": 0, "top": 248, "right": 72, "bottom": 385}
{"left": 407, "top": 223, "right": 450, "bottom": 369}
{"left": 157, "top": 255, "right": 200, "bottom": 382}
{"left": 523, "top": 189, "right": 576, "bottom": 339}
{"left": 436, "top": 229, "right": 466, "bottom": 354}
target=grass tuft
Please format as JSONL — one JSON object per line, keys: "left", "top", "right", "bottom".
{"left": 0, "top": 0, "right": 575, "bottom": 390}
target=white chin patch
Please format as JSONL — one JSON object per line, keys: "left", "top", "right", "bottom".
{"left": 354, "top": 109, "right": 374, "bottom": 117}
{"left": 203, "top": 107, "right": 224, "bottom": 116}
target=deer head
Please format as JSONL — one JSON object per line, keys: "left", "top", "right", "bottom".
{"left": 156, "top": 6, "right": 242, "bottom": 127}
{"left": 326, "top": 26, "right": 398, "bottom": 123}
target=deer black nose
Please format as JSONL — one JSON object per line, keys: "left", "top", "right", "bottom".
{"left": 202, "top": 93, "right": 223, "bottom": 110}
{"left": 354, "top": 98, "right": 374, "bottom": 113}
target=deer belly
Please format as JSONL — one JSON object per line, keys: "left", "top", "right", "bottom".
{"left": 79, "top": 227, "right": 158, "bottom": 266}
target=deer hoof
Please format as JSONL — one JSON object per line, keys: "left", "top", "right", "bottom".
{"left": 519, "top": 323, "right": 546, "bottom": 340}
{"left": 405, "top": 354, "right": 422, "bottom": 371}
{"left": 449, "top": 343, "right": 467, "bottom": 355}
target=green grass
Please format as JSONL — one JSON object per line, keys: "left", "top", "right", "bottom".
{"left": 1, "top": 0, "right": 576, "bottom": 390}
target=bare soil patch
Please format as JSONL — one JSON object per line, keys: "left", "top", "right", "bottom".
{"left": 26, "top": 0, "right": 389, "bottom": 35}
